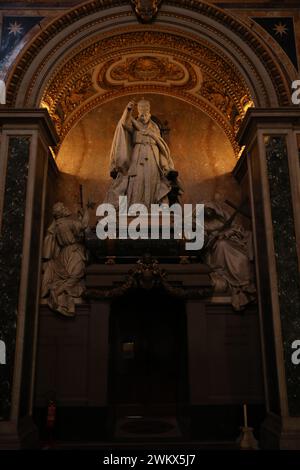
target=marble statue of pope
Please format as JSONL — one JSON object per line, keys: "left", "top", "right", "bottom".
{"left": 105, "top": 99, "right": 177, "bottom": 209}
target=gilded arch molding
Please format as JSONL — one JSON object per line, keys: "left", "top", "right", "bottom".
{"left": 38, "top": 27, "right": 253, "bottom": 155}
{"left": 5, "top": 0, "right": 294, "bottom": 153}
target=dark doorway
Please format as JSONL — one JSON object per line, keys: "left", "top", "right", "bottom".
{"left": 109, "top": 288, "right": 188, "bottom": 426}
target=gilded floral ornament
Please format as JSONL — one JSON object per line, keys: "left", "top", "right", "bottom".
{"left": 85, "top": 256, "right": 213, "bottom": 299}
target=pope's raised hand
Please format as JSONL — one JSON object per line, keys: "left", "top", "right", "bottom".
{"left": 127, "top": 100, "right": 135, "bottom": 111}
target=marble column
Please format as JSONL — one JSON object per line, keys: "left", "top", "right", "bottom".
{"left": 237, "top": 108, "right": 300, "bottom": 449}
{"left": 0, "top": 110, "right": 58, "bottom": 448}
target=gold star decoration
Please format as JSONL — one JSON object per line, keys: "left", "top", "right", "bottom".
{"left": 273, "top": 22, "right": 289, "bottom": 38}
{"left": 8, "top": 21, "right": 23, "bottom": 36}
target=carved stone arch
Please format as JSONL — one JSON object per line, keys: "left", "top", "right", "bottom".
{"left": 5, "top": 0, "right": 294, "bottom": 151}
{"left": 53, "top": 86, "right": 242, "bottom": 156}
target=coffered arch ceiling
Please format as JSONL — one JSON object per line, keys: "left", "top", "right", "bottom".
{"left": 6, "top": 0, "right": 294, "bottom": 156}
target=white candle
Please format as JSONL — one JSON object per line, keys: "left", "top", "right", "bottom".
{"left": 243, "top": 404, "right": 248, "bottom": 428}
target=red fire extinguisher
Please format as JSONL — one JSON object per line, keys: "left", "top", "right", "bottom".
{"left": 47, "top": 399, "right": 56, "bottom": 430}
{"left": 45, "top": 399, "right": 57, "bottom": 447}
